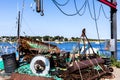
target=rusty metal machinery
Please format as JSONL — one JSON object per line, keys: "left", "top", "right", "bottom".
{"left": 17, "top": 29, "right": 113, "bottom": 80}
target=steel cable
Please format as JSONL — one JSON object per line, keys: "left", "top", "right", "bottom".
{"left": 87, "top": 0, "right": 101, "bottom": 21}
{"left": 92, "top": 0, "right": 103, "bottom": 53}
{"left": 74, "top": 0, "right": 87, "bottom": 16}
{"left": 101, "top": 5, "right": 110, "bottom": 19}
{"left": 52, "top": 0, "right": 78, "bottom": 16}
{"left": 54, "top": 0, "right": 70, "bottom": 6}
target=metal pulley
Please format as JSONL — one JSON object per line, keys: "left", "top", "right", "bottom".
{"left": 34, "top": 0, "right": 44, "bottom": 16}
{"left": 36, "top": 0, "right": 41, "bottom": 12}
{"left": 30, "top": 55, "right": 50, "bottom": 75}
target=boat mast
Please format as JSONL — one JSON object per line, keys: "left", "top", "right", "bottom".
{"left": 17, "top": 11, "right": 20, "bottom": 40}
{"left": 17, "top": 11, "right": 20, "bottom": 61}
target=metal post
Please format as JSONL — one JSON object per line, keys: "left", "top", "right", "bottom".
{"left": 110, "top": 0, "right": 117, "bottom": 59}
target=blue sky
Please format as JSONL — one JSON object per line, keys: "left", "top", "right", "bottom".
{"left": 0, "top": 0, "right": 120, "bottom": 39}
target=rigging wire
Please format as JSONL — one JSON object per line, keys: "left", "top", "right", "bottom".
{"left": 74, "top": 0, "right": 87, "bottom": 16}
{"left": 21, "top": 0, "right": 25, "bottom": 26}
{"left": 92, "top": 0, "right": 103, "bottom": 52}
{"left": 87, "top": 0, "right": 95, "bottom": 20}
{"left": 54, "top": 0, "right": 70, "bottom": 6}
{"left": 96, "top": 4, "right": 102, "bottom": 21}
{"left": 17, "top": 0, "right": 19, "bottom": 15}
{"left": 101, "top": 5, "right": 110, "bottom": 19}
{"left": 52, "top": 0, "right": 78, "bottom": 16}
{"left": 52, "top": 0, "right": 109, "bottom": 20}
{"left": 87, "top": 0, "right": 110, "bottom": 21}
{"left": 92, "top": 0, "right": 100, "bottom": 40}
{"left": 86, "top": 0, "right": 109, "bottom": 20}
{"left": 87, "top": 0, "right": 101, "bottom": 21}
{"left": 22, "top": 16, "right": 37, "bottom": 36}
{"left": 52, "top": 0, "right": 87, "bottom": 16}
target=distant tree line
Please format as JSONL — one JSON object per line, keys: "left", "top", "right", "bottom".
{"left": 0, "top": 36, "right": 68, "bottom": 42}
{"left": 0, "top": 36, "right": 120, "bottom": 42}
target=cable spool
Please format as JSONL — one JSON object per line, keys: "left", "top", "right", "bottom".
{"left": 30, "top": 55, "right": 50, "bottom": 76}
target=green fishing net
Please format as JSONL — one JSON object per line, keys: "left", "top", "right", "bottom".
{"left": 15, "top": 63, "right": 62, "bottom": 80}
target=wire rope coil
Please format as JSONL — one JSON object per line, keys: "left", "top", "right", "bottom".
{"left": 30, "top": 55, "right": 50, "bottom": 76}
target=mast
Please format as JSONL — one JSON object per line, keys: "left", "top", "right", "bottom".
{"left": 17, "top": 11, "right": 20, "bottom": 61}
{"left": 17, "top": 11, "right": 20, "bottom": 40}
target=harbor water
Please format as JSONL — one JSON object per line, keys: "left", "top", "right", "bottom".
{"left": 51, "top": 41, "right": 120, "bottom": 60}
{"left": 0, "top": 41, "right": 120, "bottom": 60}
